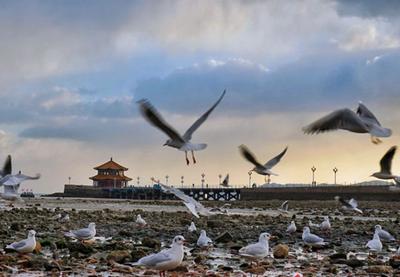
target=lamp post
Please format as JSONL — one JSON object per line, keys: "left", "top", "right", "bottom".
{"left": 68, "top": 176, "right": 71, "bottom": 185}
{"left": 248, "top": 171, "right": 252, "bottom": 187}
{"left": 201, "top": 173, "right": 205, "bottom": 189}
{"left": 136, "top": 177, "right": 140, "bottom": 186}
{"left": 165, "top": 175, "right": 169, "bottom": 186}
{"left": 218, "top": 174, "right": 222, "bottom": 187}
{"left": 181, "top": 176, "right": 184, "bottom": 188}
{"left": 311, "top": 166, "right": 316, "bottom": 186}
{"left": 333, "top": 167, "right": 338, "bottom": 185}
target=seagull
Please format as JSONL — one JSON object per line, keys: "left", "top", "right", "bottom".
{"left": 239, "top": 145, "right": 288, "bottom": 182}
{"left": 366, "top": 232, "right": 383, "bottom": 252}
{"left": 308, "top": 220, "right": 320, "bottom": 229}
{"left": 54, "top": 211, "right": 69, "bottom": 222}
{"left": 188, "top": 222, "right": 196, "bottom": 232}
{"left": 371, "top": 146, "right": 400, "bottom": 185}
{"left": 197, "top": 230, "right": 212, "bottom": 248}
{"left": 129, "top": 235, "right": 185, "bottom": 277}
{"left": 138, "top": 90, "right": 226, "bottom": 165}
{"left": 302, "top": 227, "right": 326, "bottom": 247}
{"left": 6, "top": 230, "right": 36, "bottom": 253}
{"left": 286, "top": 221, "right": 297, "bottom": 234}
{"left": 375, "top": 225, "right": 395, "bottom": 242}
{"left": 209, "top": 203, "right": 231, "bottom": 213}
{"left": 320, "top": 216, "right": 331, "bottom": 232}
{"left": 64, "top": 223, "right": 96, "bottom": 241}
{"left": 220, "top": 174, "right": 229, "bottom": 187}
{"left": 158, "top": 180, "right": 216, "bottom": 217}
{"left": 278, "top": 200, "right": 289, "bottom": 213}
{"left": 136, "top": 214, "right": 147, "bottom": 227}
{"left": 334, "top": 196, "right": 363, "bottom": 213}
{"left": 239, "top": 232, "right": 271, "bottom": 260}
{"left": 303, "top": 102, "right": 392, "bottom": 144}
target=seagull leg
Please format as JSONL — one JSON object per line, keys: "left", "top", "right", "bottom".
{"left": 185, "top": 151, "right": 190, "bottom": 165}
{"left": 371, "top": 136, "right": 382, "bottom": 144}
{"left": 191, "top": 150, "right": 196, "bottom": 164}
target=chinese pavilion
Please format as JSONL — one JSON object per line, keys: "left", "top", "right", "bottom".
{"left": 90, "top": 158, "right": 132, "bottom": 188}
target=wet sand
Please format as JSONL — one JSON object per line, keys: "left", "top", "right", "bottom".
{"left": 1, "top": 197, "right": 400, "bottom": 276}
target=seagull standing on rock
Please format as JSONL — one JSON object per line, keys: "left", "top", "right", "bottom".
{"left": 129, "top": 235, "right": 185, "bottom": 277}
{"left": 286, "top": 221, "right": 297, "bottom": 234}
{"left": 239, "top": 145, "right": 288, "bottom": 182}
{"left": 138, "top": 90, "right": 226, "bottom": 165}
{"left": 302, "top": 227, "right": 326, "bottom": 247}
{"left": 320, "top": 216, "right": 331, "bottom": 233}
{"left": 303, "top": 102, "right": 392, "bottom": 144}
{"left": 136, "top": 214, "right": 147, "bottom": 227}
{"left": 64, "top": 223, "right": 96, "bottom": 242}
{"left": 371, "top": 146, "right": 400, "bottom": 185}
{"left": 239, "top": 232, "right": 271, "bottom": 260}
{"left": 6, "top": 230, "right": 37, "bottom": 253}
{"left": 188, "top": 222, "right": 196, "bottom": 232}
{"left": 366, "top": 232, "right": 383, "bottom": 252}
{"left": 197, "top": 230, "right": 212, "bottom": 248}
{"left": 374, "top": 225, "right": 395, "bottom": 242}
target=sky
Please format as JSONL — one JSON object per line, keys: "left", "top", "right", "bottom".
{"left": 1, "top": 0, "right": 400, "bottom": 193}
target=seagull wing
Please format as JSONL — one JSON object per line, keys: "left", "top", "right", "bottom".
{"left": 264, "top": 147, "right": 288, "bottom": 169}
{"left": 8, "top": 239, "right": 28, "bottom": 250}
{"left": 303, "top": 108, "right": 368, "bottom": 134}
{"left": 0, "top": 155, "right": 11, "bottom": 177}
{"left": 348, "top": 198, "right": 358, "bottom": 208}
{"left": 184, "top": 202, "right": 200, "bottom": 218}
{"left": 240, "top": 243, "right": 267, "bottom": 257}
{"left": 280, "top": 200, "right": 289, "bottom": 211}
{"left": 239, "top": 144, "right": 263, "bottom": 168}
{"left": 0, "top": 173, "right": 40, "bottom": 186}
{"left": 138, "top": 251, "right": 172, "bottom": 266}
{"left": 304, "top": 233, "right": 324, "bottom": 244}
{"left": 221, "top": 174, "right": 229, "bottom": 187}
{"left": 138, "top": 99, "right": 185, "bottom": 144}
{"left": 379, "top": 146, "right": 396, "bottom": 174}
{"left": 3, "top": 184, "right": 19, "bottom": 194}
{"left": 356, "top": 102, "right": 381, "bottom": 126}
{"left": 72, "top": 228, "right": 93, "bottom": 239}
{"left": 182, "top": 90, "right": 226, "bottom": 141}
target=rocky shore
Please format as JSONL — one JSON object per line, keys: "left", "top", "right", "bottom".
{"left": 1, "top": 198, "right": 400, "bottom": 276}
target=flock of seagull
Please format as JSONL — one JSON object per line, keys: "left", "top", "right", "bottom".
{"left": 1, "top": 91, "right": 400, "bottom": 276}
{"left": 138, "top": 90, "right": 398, "bottom": 184}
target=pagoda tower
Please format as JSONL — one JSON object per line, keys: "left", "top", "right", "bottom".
{"left": 90, "top": 158, "right": 132, "bottom": 188}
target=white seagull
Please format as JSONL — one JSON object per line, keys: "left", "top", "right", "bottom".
{"left": 302, "top": 227, "right": 326, "bottom": 247}
{"left": 159, "top": 181, "right": 216, "bottom": 218}
{"left": 366, "top": 232, "right": 383, "bottom": 252}
{"left": 239, "top": 145, "right": 288, "bottom": 182}
{"left": 334, "top": 196, "right": 363, "bottom": 214}
{"left": 0, "top": 173, "right": 41, "bottom": 201}
{"left": 286, "top": 221, "right": 297, "bottom": 234}
{"left": 129, "top": 235, "right": 185, "bottom": 277}
{"left": 371, "top": 146, "right": 400, "bottom": 185}
{"left": 303, "top": 102, "right": 392, "bottom": 144}
{"left": 320, "top": 216, "right": 331, "bottom": 232}
{"left": 308, "top": 220, "right": 320, "bottom": 229}
{"left": 278, "top": 200, "right": 289, "bottom": 213}
{"left": 64, "top": 222, "right": 96, "bottom": 241}
{"left": 197, "top": 230, "right": 212, "bottom": 248}
{"left": 375, "top": 225, "right": 395, "bottom": 242}
{"left": 136, "top": 214, "right": 147, "bottom": 227}
{"left": 6, "top": 230, "right": 37, "bottom": 253}
{"left": 239, "top": 232, "right": 271, "bottom": 260}
{"left": 138, "top": 90, "right": 226, "bottom": 165}
{"left": 188, "top": 222, "right": 197, "bottom": 232}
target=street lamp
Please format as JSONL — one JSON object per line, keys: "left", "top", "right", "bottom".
{"left": 333, "top": 167, "right": 338, "bottom": 185}
{"left": 311, "top": 166, "right": 316, "bottom": 186}
{"left": 68, "top": 176, "right": 71, "bottom": 185}
{"left": 201, "top": 173, "right": 205, "bottom": 189}
{"left": 248, "top": 171, "right": 252, "bottom": 187}
{"left": 218, "top": 174, "right": 222, "bottom": 187}
{"left": 181, "top": 176, "right": 184, "bottom": 188}
{"left": 165, "top": 175, "right": 169, "bottom": 186}
{"left": 137, "top": 177, "right": 140, "bottom": 186}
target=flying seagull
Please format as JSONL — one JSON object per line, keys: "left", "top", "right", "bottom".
{"left": 334, "top": 196, "right": 363, "bottom": 214}
{"left": 278, "top": 200, "right": 289, "bottom": 214}
{"left": 138, "top": 90, "right": 226, "bottom": 165}
{"left": 371, "top": 146, "right": 400, "bottom": 185}
{"left": 303, "top": 102, "right": 392, "bottom": 144}
{"left": 239, "top": 145, "right": 288, "bottom": 182}
{"left": 220, "top": 174, "right": 229, "bottom": 187}
{"left": 157, "top": 179, "right": 215, "bottom": 217}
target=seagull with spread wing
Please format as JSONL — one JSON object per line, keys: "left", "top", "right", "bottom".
{"left": 220, "top": 174, "right": 229, "bottom": 187}
{"left": 239, "top": 145, "right": 288, "bottom": 182}
{"left": 371, "top": 146, "right": 400, "bottom": 185}
{"left": 138, "top": 90, "right": 226, "bottom": 165}
{"left": 334, "top": 196, "right": 363, "bottom": 214}
{"left": 158, "top": 179, "right": 216, "bottom": 218}
{"left": 303, "top": 102, "right": 392, "bottom": 144}
{"left": 0, "top": 155, "right": 40, "bottom": 201}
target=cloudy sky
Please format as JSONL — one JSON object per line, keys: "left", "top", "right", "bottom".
{"left": 1, "top": 0, "right": 400, "bottom": 193}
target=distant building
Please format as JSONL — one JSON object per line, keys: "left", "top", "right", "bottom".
{"left": 89, "top": 158, "right": 132, "bottom": 188}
